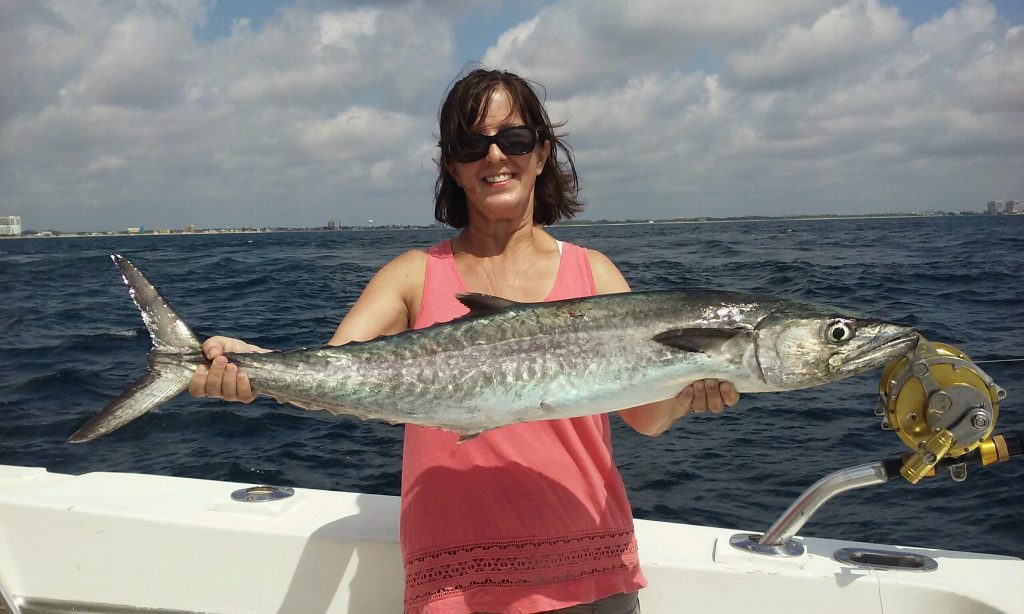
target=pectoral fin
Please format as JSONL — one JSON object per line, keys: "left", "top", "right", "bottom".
{"left": 652, "top": 328, "right": 751, "bottom": 354}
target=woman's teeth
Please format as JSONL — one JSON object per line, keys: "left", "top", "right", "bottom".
{"left": 485, "top": 173, "right": 512, "bottom": 183}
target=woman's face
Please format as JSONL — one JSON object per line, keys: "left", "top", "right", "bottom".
{"left": 446, "top": 88, "right": 550, "bottom": 223}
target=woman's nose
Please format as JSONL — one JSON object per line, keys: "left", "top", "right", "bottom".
{"left": 484, "top": 142, "right": 506, "bottom": 162}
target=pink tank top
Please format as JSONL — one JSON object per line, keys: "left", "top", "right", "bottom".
{"left": 401, "top": 240, "right": 646, "bottom": 614}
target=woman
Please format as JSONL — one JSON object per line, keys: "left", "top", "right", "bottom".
{"left": 190, "top": 69, "right": 739, "bottom": 614}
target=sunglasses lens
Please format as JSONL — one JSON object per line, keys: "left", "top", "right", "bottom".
{"left": 451, "top": 127, "right": 537, "bottom": 162}
{"left": 497, "top": 127, "right": 536, "bottom": 155}
{"left": 452, "top": 135, "right": 489, "bottom": 162}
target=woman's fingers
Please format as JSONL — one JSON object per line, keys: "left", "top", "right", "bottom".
{"left": 202, "top": 337, "right": 229, "bottom": 360}
{"left": 687, "top": 379, "right": 740, "bottom": 414}
{"left": 188, "top": 364, "right": 209, "bottom": 398}
{"left": 704, "top": 379, "right": 725, "bottom": 414}
{"left": 690, "top": 380, "right": 708, "bottom": 412}
{"left": 237, "top": 372, "right": 255, "bottom": 403}
{"left": 721, "top": 381, "right": 740, "bottom": 407}
{"left": 204, "top": 355, "right": 228, "bottom": 397}
{"left": 221, "top": 362, "right": 239, "bottom": 401}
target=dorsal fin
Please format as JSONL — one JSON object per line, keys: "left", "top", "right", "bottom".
{"left": 456, "top": 293, "right": 520, "bottom": 315}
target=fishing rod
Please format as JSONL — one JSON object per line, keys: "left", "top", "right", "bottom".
{"left": 974, "top": 356, "right": 1024, "bottom": 364}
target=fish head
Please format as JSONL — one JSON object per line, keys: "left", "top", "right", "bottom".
{"left": 755, "top": 308, "right": 918, "bottom": 389}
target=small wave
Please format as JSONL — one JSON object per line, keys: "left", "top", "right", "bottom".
{"left": 0, "top": 313, "right": 23, "bottom": 332}
{"left": 0, "top": 254, "right": 47, "bottom": 264}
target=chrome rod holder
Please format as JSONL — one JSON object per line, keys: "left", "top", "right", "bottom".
{"left": 760, "top": 462, "right": 890, "bottom": 546}
{"left": 732, "top": 461, "right": 891, "bottom": 556}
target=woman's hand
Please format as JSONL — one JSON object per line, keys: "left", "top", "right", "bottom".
{"left": 187, "top": 336, "right": 266, "bottom": 403}
{"left": 618, "top": 378, "right": 740, "bottom": 437}
{"left": 676, "top": 378, "right": 740, "bottom": 415}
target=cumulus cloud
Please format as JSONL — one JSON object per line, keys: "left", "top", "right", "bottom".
{"left": 483, "top": 0, "right": 836, "bottom": 94}
{"left": 488, "top": 0, "right": 1023, "bottom": 218}
{"left": 0, "top": 0, "right": 1020, "bottom": 230}
{"left": 0, "top": 0, "right": 453, "bottom": 230}
{"left": 723, "top": 0, "right": 907, "bottom": 89}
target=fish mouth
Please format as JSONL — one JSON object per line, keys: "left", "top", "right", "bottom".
{"left": 834, "top": 328, "right": 919, "bottom": 373}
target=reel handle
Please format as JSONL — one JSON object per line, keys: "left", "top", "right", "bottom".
{"left": 881, "top": 431, "right": 1023, "bottom": 481}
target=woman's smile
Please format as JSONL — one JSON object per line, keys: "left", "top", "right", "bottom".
{"left": 484, "top": 172, "right": 513, "bottom": 184}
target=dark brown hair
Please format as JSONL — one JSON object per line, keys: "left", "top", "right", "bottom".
{"left": 434, "top": 68, "right": 582, "bottom": 228}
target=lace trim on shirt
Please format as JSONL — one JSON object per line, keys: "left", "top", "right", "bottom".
{"left": 404, "top": 528, "right": 640, "bottom": 608}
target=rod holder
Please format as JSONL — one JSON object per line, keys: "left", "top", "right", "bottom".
{"left": 731, "top": 461, "right": 891, "bottom": 556}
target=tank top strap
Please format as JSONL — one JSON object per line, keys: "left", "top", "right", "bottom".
{"left": 415, "top": 240, "right": 468, "bottom": 330}
{"left": 547, "top": 241, "right": 597, "bottom": 301}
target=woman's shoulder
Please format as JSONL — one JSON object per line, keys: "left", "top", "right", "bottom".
{"left": 391, "top": 247, "right": 430, "bottom": 265}
{"left": 375, "top": 248, "right": 429, "bottom": 286}
{"left": 330, "top": 248, "right": 429, "bottom": 344}
{"left": 582, "top": 246, "right": 614, "bottom": 274}
{"left": 583, "top": 247, "right": 630, "bottom": 294}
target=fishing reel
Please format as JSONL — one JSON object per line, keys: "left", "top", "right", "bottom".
{"left": 877, "top": 337, "right": 1008, "bottom": 484}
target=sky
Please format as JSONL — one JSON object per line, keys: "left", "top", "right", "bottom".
{"left": 1, "top": 0, "right": 1022, "bottom": 231}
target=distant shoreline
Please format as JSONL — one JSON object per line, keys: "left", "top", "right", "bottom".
{"left": 556, "top": 213, "right": 962, "bottom": 228}
{"left": 4, "top": 211, "right": 1019, "bottom": 239}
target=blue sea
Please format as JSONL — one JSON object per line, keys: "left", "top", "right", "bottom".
{"left": 1, "top": 215, "right": 1022, "bottom": 557}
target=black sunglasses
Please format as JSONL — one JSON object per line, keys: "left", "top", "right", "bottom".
{"left": 443, "top": 126, "right": 541, "bottom": 162}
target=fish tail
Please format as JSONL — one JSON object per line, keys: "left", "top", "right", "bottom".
{"left": 68, "top": 254, "right": 204, "bottom": 443}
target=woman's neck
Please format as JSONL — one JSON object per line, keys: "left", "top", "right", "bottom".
{"left": 450, "top": 223, "right": 561, "bottom": 301}
{"left": 453, "top": 218, "right": 539, "bottom": 257}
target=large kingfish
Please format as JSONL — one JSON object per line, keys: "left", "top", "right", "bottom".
{"left": 69, "top": 255, "right": 918, "bottom": 442}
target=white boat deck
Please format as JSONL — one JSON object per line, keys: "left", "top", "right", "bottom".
{"left": 0, "top": 465, "right": 1020, "bottom": 613}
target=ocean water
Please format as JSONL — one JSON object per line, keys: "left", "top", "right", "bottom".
{"left": 1, "top": 215, "right": 1022, "bottom": 557}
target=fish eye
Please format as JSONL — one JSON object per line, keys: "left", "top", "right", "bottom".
{"left": 825, "top": 321, "right": 855, "bottom": 344}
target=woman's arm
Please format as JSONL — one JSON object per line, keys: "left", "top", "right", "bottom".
{"left": 587, "top": 249, "right": 740, "bottom": 437}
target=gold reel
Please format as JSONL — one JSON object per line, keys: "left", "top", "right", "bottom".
{"left": 877, "top": 338, "right": 1006, "bottom": 483}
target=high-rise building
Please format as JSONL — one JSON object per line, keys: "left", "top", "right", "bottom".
{"left": 987, "top": 200, "right": 1022, "bottom": 214}
{"left": 0, "top": 215, "right": 22, "bottom": 235}
{"left": 327, "top": 218, "right": 340, "bottom": 230}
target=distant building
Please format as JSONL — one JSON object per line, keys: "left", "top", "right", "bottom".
{"left": 184, "top": 224, "right": 196, "bottom": 233}
{"left": 327, "top": 218, "right": 340, "bottom": 230}
{"left": 125, "top": 227, "right": 142, "bottom": 234}
{"left": 988, "top": 200, "right": 1022, "bottom": 214}
{"left": 0, "top": 215, "right": 21, "bottom": 235}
